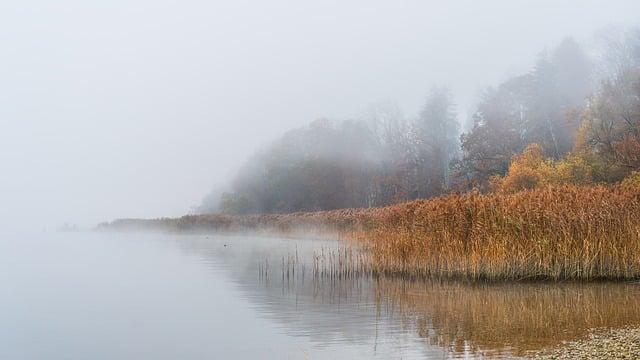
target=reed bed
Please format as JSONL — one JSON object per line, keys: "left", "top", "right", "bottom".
{"left": 100, "top": 183, "right": 640, "bottom": 281}
{"left": 358, "top": 184, "right": 640, "bottom": 280}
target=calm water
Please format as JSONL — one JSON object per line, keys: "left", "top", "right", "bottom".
{"left": 2, "top": 231, "right": 640, "bottom": 359}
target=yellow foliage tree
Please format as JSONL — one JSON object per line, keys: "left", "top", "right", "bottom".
{"left": 572, "top": 115, "right": 628, "bottom": 183}
{"left": 554, "top": 153, "right": 593, "bottom": 185}
{"left": 496, "top": 144, "right": 554, "bottom": 193}
{"left": 496, "top": 143, "right": 594, "bottom": 193}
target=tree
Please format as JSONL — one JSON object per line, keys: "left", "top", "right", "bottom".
{"left": 525, "top": 39, "right": 592, "bottom": 158}
{"left": 571, "top": 29, "right": 640, "bottom": 181}
{"left": 455, "top": 76, "right": 529, "bottom": 190}
{"left": 577, "top": 68, "right": 640, "bottom": 181}
{"left": 455, "top": 38, "right": 592, "bottom": 189}
{"left": 222, "top": 118, "right": 384, "bottom": 214}
{"left": 412, "top": 87, "right": 459, "bottom": 197}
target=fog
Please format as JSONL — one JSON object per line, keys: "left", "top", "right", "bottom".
{"left": 1, "top": 0, "right": 639, "bottom": 230}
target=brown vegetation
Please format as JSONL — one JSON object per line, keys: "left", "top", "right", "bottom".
{"left": 358, "top": 183, "right": 640, "bottom": 281}
{"left": 101, "top": 177, "right": 640, "bottom": 281}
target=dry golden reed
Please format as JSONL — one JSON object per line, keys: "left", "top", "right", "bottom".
{"left": 101, "top": 183, "right": 640, "bottom": 280}
{"left": 357, "top": 184, "right": 640, "bottom": 280}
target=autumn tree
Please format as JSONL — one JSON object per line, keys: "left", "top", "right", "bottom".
{"left": 455, "top": 38, "right": 592, "bottom": 190}
{"left": 454, "top": 76, "right": 529, "bottom": 190}
{"left": 576, "top": 29, "right": 640, "bottom": 181}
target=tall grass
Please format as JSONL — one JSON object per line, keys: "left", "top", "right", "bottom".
{"left": 356, "top": 184, "right": 640, "bottom": 280}
{"left": 100, "top": 183, "right": 640, "bottom": 280}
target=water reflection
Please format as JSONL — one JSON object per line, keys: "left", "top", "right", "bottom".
{"left": 375, "top": 279, "right": 640, "bottom": 358}
{"left": 174, "top": 235, "right": 640, "bottom": 359}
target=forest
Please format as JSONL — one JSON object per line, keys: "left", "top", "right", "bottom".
{"left": 197, "top": 29, "right": 640, "bottom": 215}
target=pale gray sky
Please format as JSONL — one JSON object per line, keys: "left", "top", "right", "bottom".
{"left": 1, "top": 0, "right": 639, "bottom": 230}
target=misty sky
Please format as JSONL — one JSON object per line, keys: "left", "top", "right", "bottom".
{"left": 1, "top": 0, "right": 639, "bottom": 230}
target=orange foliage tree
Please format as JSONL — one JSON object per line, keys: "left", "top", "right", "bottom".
{"left": 495, "top": 143, "right": 594, "bottom": 193}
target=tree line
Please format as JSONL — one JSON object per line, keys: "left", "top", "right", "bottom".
{"left": 198, "top": 28, "right": 640, "bottom": 214}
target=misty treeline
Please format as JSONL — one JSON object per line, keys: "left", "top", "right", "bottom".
{"left": 199, "top": 28, "right": 640, "bottom": 215}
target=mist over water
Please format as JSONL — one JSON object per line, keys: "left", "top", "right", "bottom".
{"left": 2, "top": 1, "right": 640, "bottom": 230}
{"left": 3, "top": 232, "right": 639, "bottom": 359}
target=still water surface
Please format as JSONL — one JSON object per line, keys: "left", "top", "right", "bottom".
{"left": 1, "top": 231, "right": 639, "bottom": 359}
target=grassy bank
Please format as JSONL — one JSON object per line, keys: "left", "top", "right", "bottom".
{"left": 100, "top": 183, "right": 640, "bottom": 281}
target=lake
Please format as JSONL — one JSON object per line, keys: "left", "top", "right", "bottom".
{"left": 2, "top": 231, "right": 639, "bottom": 359}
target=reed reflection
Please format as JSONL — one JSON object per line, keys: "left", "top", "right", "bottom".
{"left": 178, "top": 236, "right": 640, "bottom": 359}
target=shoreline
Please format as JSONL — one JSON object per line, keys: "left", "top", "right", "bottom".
{"left": 98, "top": 184, "right": 640, "bottom": 282}
{"left": 534, "top": 327, "right": 640, "bottom": 359}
